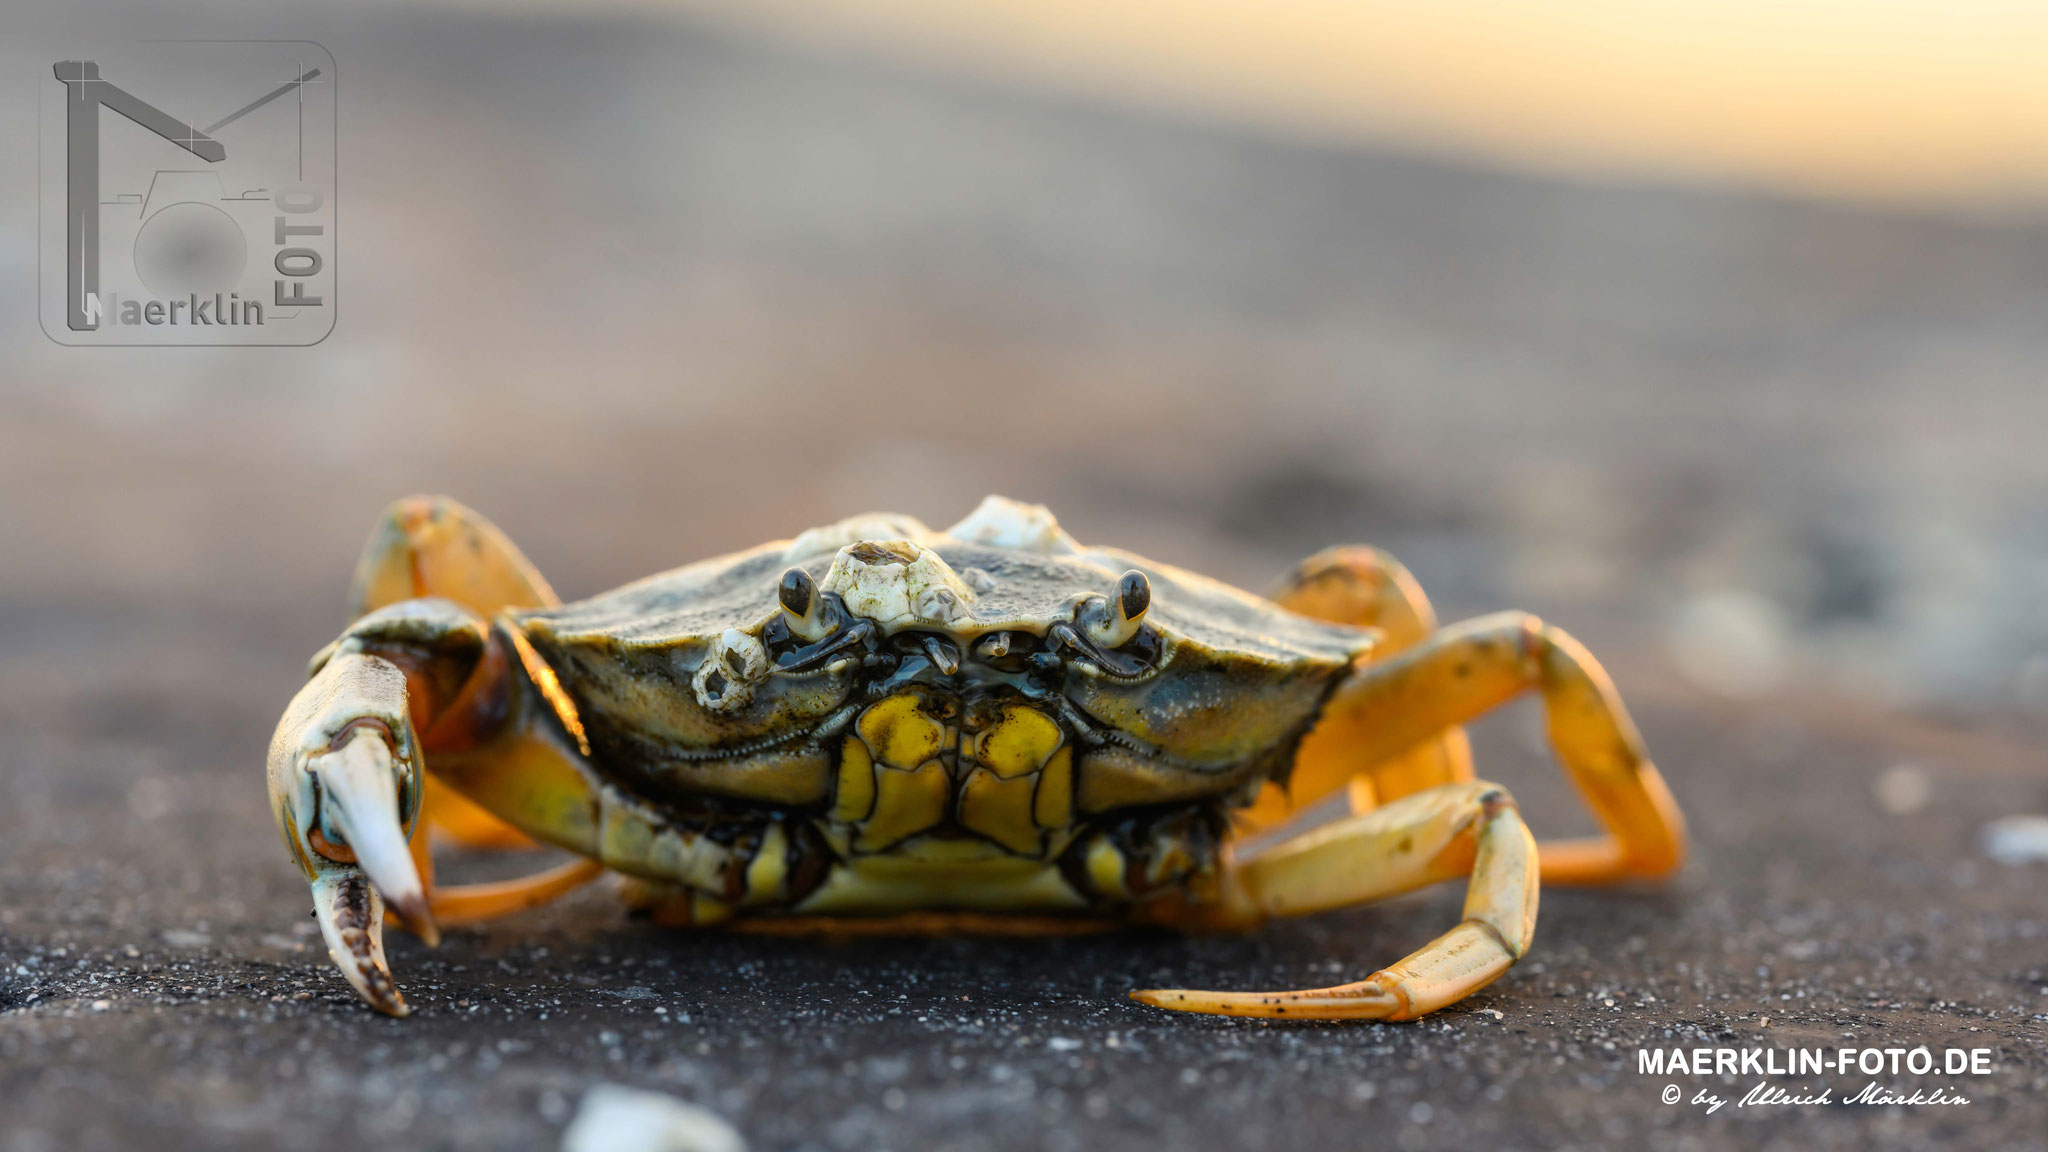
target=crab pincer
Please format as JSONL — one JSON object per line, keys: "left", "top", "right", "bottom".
{"left": 267, "top": 650, "right": 437, "bottom": 1015}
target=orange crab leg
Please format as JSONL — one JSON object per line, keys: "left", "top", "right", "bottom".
{"left": 429, "top": 859, "right": 608, "bottom": 924}
{"left": 1135, "top": 781, "right": 1538, "bottom": 1020}
{"left": 400, "top": 802, "right": 604, "bottom": 927}
{"left": 348, "top": 494, "right": 559, "bottom": 621}
{"left": 1241, "top": 546, "right": 1472, "bottom": 833}
{"left": 352, "top": 495, "right": 559, "bottom": 851}
{"left": 1309, "top": 611, "right": 1686, "bottom": 884}
{"left": 348, "top": 496, "right": 613, "bottom": 923}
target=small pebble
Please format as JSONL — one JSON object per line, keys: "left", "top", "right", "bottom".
{"left": 560, "top": 1084, "right": 745, "bottom": 1152}
{"left": 1981, "top": 816, "right": 2048, "bottom": 864}
{"left": 1875, "top": 766, "right": 1931, "bottom": 815}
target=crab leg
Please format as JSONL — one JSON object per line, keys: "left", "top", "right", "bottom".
{"left": 429, "top": 859, "right": 608, "bottom": 925}
{"left": 1133, "top": 781, "right": 1537, "bottom": 1020}
{"left": 1245, "top": 546, "right": 1473, "bottom": 831}
{"left": 267, "top": 651, "right": 435, "bottom": 1015}
{"left": 1304, "top": 610, "right": 1685, "bottom": 884}
{"left": 346, "top": 495, "right": 611, "bottom": 919}
{"left": 347, "top": 494, "right": 558, "bottom": 622}
{"left": 350, "top": 495, "right": 560, "bottom": 852}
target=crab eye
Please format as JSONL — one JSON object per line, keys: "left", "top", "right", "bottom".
{"left": 779, "top": 567, "right": 814, "bottom": 617}
{"left": 1118, "top": 570, "right": 1151, "bottom": 622}
{"left": 778, "top": 566, "right": 834, "bottom": 642}
{"left": 1086, "top": 570, "right": 1151, "bottom": 649}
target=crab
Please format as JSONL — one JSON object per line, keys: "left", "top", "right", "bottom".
{"left": 267, "top": 495, "right": 1685, "bottom": 1021}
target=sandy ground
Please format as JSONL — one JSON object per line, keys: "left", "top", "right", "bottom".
{"left": 2, "top": 7, "right": 2047, "bottom": 1150}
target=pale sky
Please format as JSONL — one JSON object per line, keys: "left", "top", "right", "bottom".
{"left": 526, "top": 0, "right": 2048, "bottom": 208}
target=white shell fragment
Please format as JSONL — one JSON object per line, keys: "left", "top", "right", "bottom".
{"left": 692, "top": 628, "right": 768, "bottom": 712}
{"left": 561, "top": 1084, "right": 747, "bottom": 1152}
{"left": 943, "top": 494, "right": 1079, "bottom": 554}
{"left": 821, "top": 540, "right": 982, "bottom": 635}
{"left": 1980, "top": 815, "right": 2048, "bottom": 865}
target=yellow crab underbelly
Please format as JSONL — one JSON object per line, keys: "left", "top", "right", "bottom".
{"left": 829, "top": 691, "right": 1075, "bottom": 855}
{"left": 794, "top": 842, "right": 1091, "bottom": 914}
{"left": 792, "top": 690, "right": 1090, "bottom": 913}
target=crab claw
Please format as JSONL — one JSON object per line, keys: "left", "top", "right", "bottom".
{"left": 268, "top": 651, "right": 435, "bottom": 1016}
{"left": 309, "top": 728, "right": 439, "bottom": 950}
{"left": 311, "top": 867, "right": 409, "bottom": 1016}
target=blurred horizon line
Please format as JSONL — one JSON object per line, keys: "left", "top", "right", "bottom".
{"left": 445, "top": 0, "right": 2048, "bottom": 215}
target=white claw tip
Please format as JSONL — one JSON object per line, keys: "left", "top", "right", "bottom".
{"left": 308, "top": 729, "right": 438, "bottom": 958}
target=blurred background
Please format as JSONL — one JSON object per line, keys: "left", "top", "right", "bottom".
{"left": 4, "top": 2, "right": 2048, "bottom": 1149}
{"left": 6, "top": 0, "right": 2048, "bottom": 716}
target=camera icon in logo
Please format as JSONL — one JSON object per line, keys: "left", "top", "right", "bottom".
{"left": 133, "top": 177, "right": 249, "bottom": 300}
